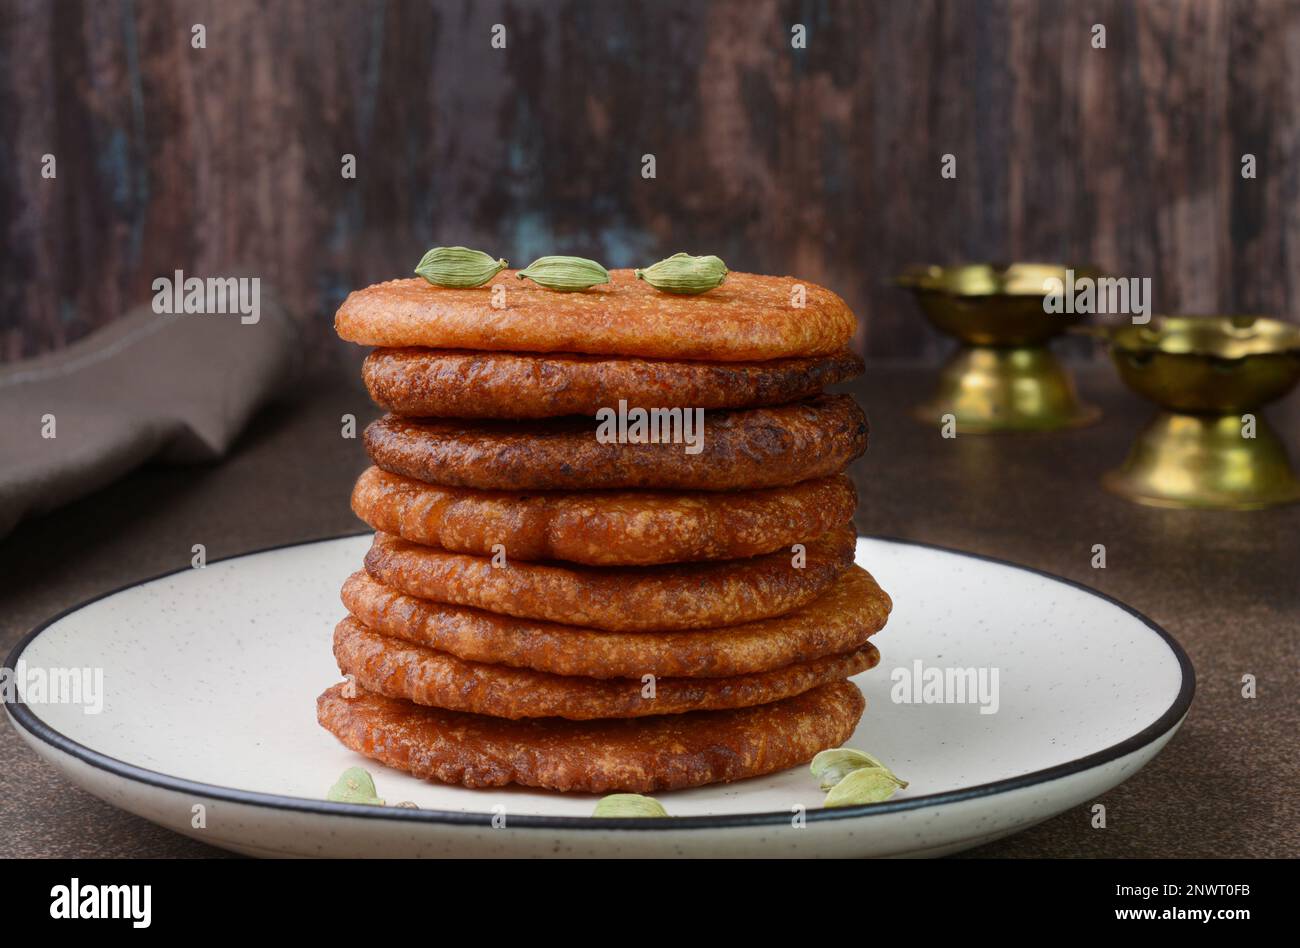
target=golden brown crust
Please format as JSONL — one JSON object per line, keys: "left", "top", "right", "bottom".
{"left": 333, "top": 616, "right": 879, "bottom": 720}
{"left": 334, "top": 271, "right": 856, "bottom": 361}
{"left": 316, "top": 679, "right": 866, "bottom": 792}
{"left": 362, "top": 347, "right": 865, "bottom": 418}
{"left": 364, "top": 395, "right": 868, "bottom": 491}
{"left": 364, "top": 525, "right": 856, "bottom": 631}
{"left": 341, "top": 568, "right": 891, "bottom": 678}
{"left": 351, "top": 466, "right": 858, "bottom": 566}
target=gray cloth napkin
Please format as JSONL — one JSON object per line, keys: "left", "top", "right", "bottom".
{"left": 0, "top": 287, "right": 299, "bottom": 538}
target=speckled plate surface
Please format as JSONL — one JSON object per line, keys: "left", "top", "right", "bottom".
{"left": 3, "top": 535, "right": 1193, "bottom": 858}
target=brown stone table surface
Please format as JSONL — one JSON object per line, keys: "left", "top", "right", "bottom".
{"left": 1, "top": 361, "right": 1296, "bottom": 858}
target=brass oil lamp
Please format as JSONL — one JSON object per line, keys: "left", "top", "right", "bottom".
{"left": 1101, "top": 316, "right": 1300, "bottom": 509}
{"left": 894, "top": 263, "right": 1100, "bottom": 433}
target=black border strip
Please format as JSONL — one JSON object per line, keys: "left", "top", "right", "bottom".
{"left": 3, "top": 532, "right": 1196, "bottom": 832}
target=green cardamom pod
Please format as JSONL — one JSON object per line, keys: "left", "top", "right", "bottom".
{"left": 811, "top": 747, "right": 909, "bottom": 791}
{"left": 810, "top": 748, "right": 889, "bottom": 790}
{"left": 635, "top": 252, "right": 728, "bottom": 294}
{"left": 823, "top": 767, "right": 906, "bottom": 807}
{"left": 326, "top": 766, "right": 385, "bottom": 806}
{"left": 414, "top": 246, "right": 508, "bottom": 288}
{"left": 516, "top": 255, "right": 610, "bottom": 292}
{"left": 592, "top": 793, "right": 669, "bottom": 818}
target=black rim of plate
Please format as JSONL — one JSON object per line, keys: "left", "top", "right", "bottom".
{"left": 3, "top": 532, "right": 1196, "bottom": 833}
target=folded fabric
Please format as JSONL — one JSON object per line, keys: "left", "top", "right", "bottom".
{"left": 0, "top": 287, "right": 299, "bottom": 538}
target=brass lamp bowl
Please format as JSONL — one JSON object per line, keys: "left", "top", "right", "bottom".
{"left": 1102, "top": 315, "right": 1300, "bottom": 509}
{"left": 895, "top": 263, "right": 1100, "bottom": 432}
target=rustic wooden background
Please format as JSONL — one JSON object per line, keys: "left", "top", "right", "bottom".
{"left": 2, "top": 0, "right": 1297, "bottom": 364}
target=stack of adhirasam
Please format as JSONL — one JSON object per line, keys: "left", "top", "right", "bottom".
{"left": 319, "top": 261, "right": 891, "bottom": 794}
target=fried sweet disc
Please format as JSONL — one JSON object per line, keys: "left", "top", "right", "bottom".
{"left": 317, "top": 679, "right": 866, "bottom": 792}
{"left": 364, "top": 525, "right": 856, "bottom": 631}
{"left": 362, "top": 347, "right": 865, "bottom": 418}
{"left": 351, "top": 466, "right": 858, "bottom": 566}
{"left": 340, "top": 568, "right": 891, "bottom": 678}
{"left": 335, "top": 270, "right": 855, "bottom": 361}
{"left": 364, "top": 394, "right": 867, "bottom": 492}
{"left": 333, "top": 616, "right": 879, "bottom": 720}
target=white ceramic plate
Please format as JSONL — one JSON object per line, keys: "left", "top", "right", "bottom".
{"left": 4, "top": 535, "right": 1193, "bottom": 858}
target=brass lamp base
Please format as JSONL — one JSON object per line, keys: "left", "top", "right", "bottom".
{"left": 913, "top": 345, "right": 1100, "bottom": 433}
{"left": 1103, "top": 411, "right": 1300, "bottom": 510}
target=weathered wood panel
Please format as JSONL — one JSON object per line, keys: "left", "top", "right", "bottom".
{"left": 1, "top": 0, "right": 1296, "bottom": 363}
